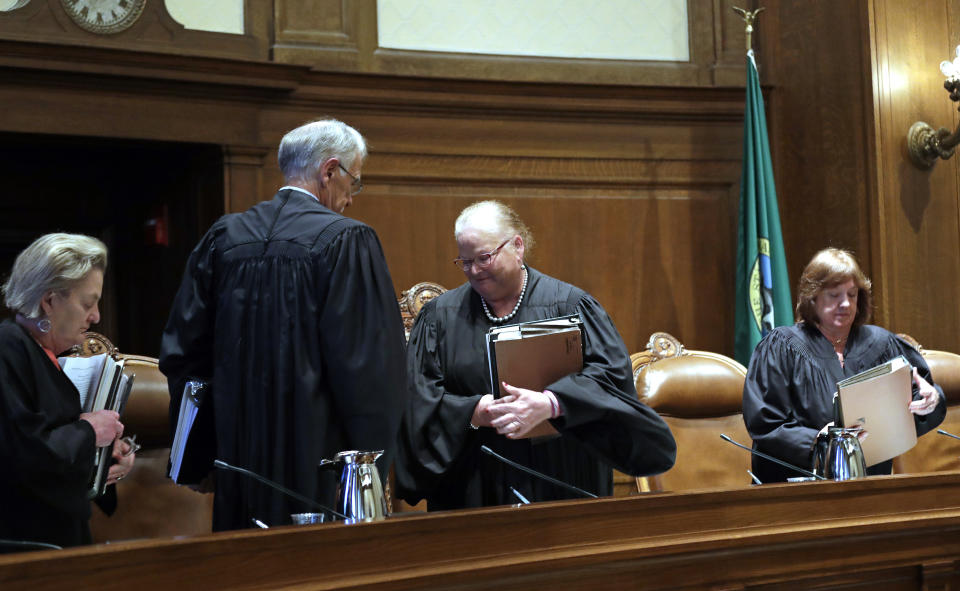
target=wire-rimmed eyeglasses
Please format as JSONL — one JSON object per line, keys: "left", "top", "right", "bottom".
{"left": 338, "top": 163, "right": 363, "bottom": 195}
{"left": 453, "top": 239, "right": 510, "bottom": 271}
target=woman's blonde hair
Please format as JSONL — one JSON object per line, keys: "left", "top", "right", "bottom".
{"left": 2, "top": 233, "right": 107, "bottom": 318}
{"left": 795, "top": 247, "right": 872, "bottom": 327}
{"left": 454, "top": 200, "right": 535, "bottom": 255}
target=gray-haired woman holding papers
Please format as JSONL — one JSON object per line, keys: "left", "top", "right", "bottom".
{"left": 0, "top": 233, "right": 135, "bottom": 550}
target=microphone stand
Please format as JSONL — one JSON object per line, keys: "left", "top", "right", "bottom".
{"left": 937, "top": 428, "right": 960, "bottom": 442}
{"left": 719, "top": 434, "right": 826, "bottom": 481}
{"left": 480, "top": 445, "right": 598, "bottom": 499}
{"left": 214, "top": 459, "right": 348, "bottom": 520}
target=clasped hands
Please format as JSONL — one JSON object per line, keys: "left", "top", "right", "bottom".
{"left": 471, "top": 382, "right": 555, "bottom": 439}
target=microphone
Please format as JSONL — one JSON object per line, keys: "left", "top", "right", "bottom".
{"left": 937, "top": 428, "right": 960, "bottom": 441}
{"left": 509, "top": 486, "right": 531, "bottom": 505}
{"left": 0, "top": 539, "right": 62, "bottom": 552}
{"left": 213, "top": 459, "right": 348, "bottom": 519}
{"left": 719, "top": 434, "right": 826, "bottom": 481}
{"left": 480, "top": 445, "right": 598, "bottom": 499}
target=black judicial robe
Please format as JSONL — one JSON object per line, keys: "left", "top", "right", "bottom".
{"left": 743, "top": 323, "right": 946, "bottom": 483}
{"left": 0, "top": 320, "right": 97, "bottom": 548}
{"left": 160, "top": 189, "right": 407, "bottom": 531}
{"left": 394, "top": 268, "right": 676, "bottom": 510}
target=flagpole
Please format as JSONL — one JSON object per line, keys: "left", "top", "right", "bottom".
{"left": 732, "top": 6, "right": 765, "bottom": 53}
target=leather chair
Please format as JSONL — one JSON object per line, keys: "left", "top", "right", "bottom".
{"left": 70, "top": 333, "right": 213, "bottom": 543}
{"left": 628, "top": 332, "right": 752, "bottom": 493}
{"left": 892, "top": 335, "right": 960, "bottom": 475}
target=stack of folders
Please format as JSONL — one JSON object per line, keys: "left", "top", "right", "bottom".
{"left": 59, "top": 353, "right": 135, "bottom": 498}
{"left": 836, "top": 355, "right": 915, "bottom": 467}
{"left": 169, "top": 379, "right": 209, "bottom": 484}
{"left": 486, "top": 314, "right": 584, "bottom": 440}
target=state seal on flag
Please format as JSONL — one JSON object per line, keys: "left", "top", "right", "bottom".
{"left": 748, "top": 238, "right": 775, "bottom": 335}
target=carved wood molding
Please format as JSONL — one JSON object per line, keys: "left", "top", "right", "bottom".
{"left": 67, "top": 330, "right": 118, "bottom": 358}
{"left": 398, "top": 282, "right": 446, "bottom": 340}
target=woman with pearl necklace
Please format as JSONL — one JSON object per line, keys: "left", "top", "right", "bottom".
{"left": 395, "top": 200, "right": 676, "bottom": 511}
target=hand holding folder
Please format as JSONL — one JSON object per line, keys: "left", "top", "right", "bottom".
{"left": 486, "top": 315, "right": 584, "bottom": 440}
{"left": 836, "top": 355, "right": 916, "bottom": 467}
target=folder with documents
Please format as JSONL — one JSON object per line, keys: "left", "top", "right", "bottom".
{"left": 59, "top": 352, "right": 135, "bottom": 498}
{"left": 836, "top": 355, "right": 916, "bottom": 467}
{"left": 486, "top": 315, "right": 583, "bottom": 439}
{"left": 169, "top": 379, "right": 212, "bottom": 484}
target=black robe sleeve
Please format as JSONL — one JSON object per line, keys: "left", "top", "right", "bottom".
{"left": 0, "top": 323, "right": 96, "bottom": 541}
{"left": 314, "top": 226, "right": 409, "bottom": 476}
{"left": 159, "top": 226, "right": 218, "bottom": 434}
{"left": 741, "top": 329, "right": 821, "bottom": 474}
{"left": 547, "top": 295, "right": 677, "bottom": 476}
{"left": 394, "top": 299, "right": 481, "bottom": 497}
{"left": 897, "top": 336, "right": 946, "bottom": 438}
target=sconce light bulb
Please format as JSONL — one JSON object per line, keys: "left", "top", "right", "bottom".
{"left": 941, "top": 60, "right": 954, "bottom": 78}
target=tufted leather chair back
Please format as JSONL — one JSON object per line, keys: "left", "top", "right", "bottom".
{"left": 629, "top": 332, "right": 752, "bottom": 492}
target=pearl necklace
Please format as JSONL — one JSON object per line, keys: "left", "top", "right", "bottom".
{"left": 481, "top": 266, "right": 528, "bottom": 324}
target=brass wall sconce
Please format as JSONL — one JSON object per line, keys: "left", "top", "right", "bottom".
{"left": 907, "top": 45, "right": 960, "bottom": 169}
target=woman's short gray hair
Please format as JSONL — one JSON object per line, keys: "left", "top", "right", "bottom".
{"left": 278, "top": 119, "right": 368, "bottom": 184}
{"left": 454, "top": 200, "right": 535, "bottom": 255}
{"left": 2, "top": 233, "right": 107, "bottom": 318}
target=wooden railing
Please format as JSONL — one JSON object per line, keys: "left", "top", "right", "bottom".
{"left": 4, "top": 472, "right": 960, "bottom": 590}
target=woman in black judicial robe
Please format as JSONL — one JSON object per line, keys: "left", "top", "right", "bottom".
{"left": 0, "top": 234, "right": 133, "bottom": 550}
{"left": 742, "top": 248, "right": 945, "bottom": 483}
{"left": 395, "top": 201, "right": 676, "bottom": 510}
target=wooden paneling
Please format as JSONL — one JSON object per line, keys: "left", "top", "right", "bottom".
{"left": 272, "top": 0, "right": 753, "bottom": 87}
{"left": 763, "top": 0, "right": 875, "bottom": 302}
{"left": 4, "top": 473, "right": 960, "bottom": 590}
{"left": 867, "top": 0, "right": 960, "bottom": 351}
{"left": 0, "top": 36, "right": 748, "bottom": 357}
{"left": 766, "top": 0, "right": 960, "bottom": 353}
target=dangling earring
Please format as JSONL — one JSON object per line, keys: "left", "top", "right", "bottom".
{"left": 37, "top": 318, "right": 51, "bottom": 334}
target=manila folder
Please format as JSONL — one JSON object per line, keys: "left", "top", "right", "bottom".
{"left": 492, "top": 327, "right": 583, "bottom": 439}
{"left": 837, "top": 357, "right": 915, "bottom": 467}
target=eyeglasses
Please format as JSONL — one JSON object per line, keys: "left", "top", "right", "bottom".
{"left": 453, "top": 239, "right": 510, "bottom": 271}
{"left": 338, "top": 163, "right": 363, "bottom": 195}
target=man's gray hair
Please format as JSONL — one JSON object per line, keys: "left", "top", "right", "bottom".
{"left": 454, "top": 200, "right": 535, "bottom": 254}
{"left": 278, "top": 119, "right": 368, "bottom": 184}
{"left": 2, "top": 233, "right": 108, "bottom": 318}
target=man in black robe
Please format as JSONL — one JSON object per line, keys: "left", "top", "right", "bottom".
{"left": 395, "top": 201, "right": 676, "bottom": 510}
{"left": 160, "top": 119, "right": 407, "bottom": 531}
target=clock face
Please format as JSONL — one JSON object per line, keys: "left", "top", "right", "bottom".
{"left": 60, "top": 0, "right": 146, "bottom": 35}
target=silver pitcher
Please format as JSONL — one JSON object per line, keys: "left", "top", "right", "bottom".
{"left": 812, "top": 427, "right": 868, "bottom": 481}
{"left": 319, "top": 450, "right": 388, "bottom": 524}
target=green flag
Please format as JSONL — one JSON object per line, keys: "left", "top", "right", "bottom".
{"left": 734, "top": 51, "right": 793, "bottom": 366}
